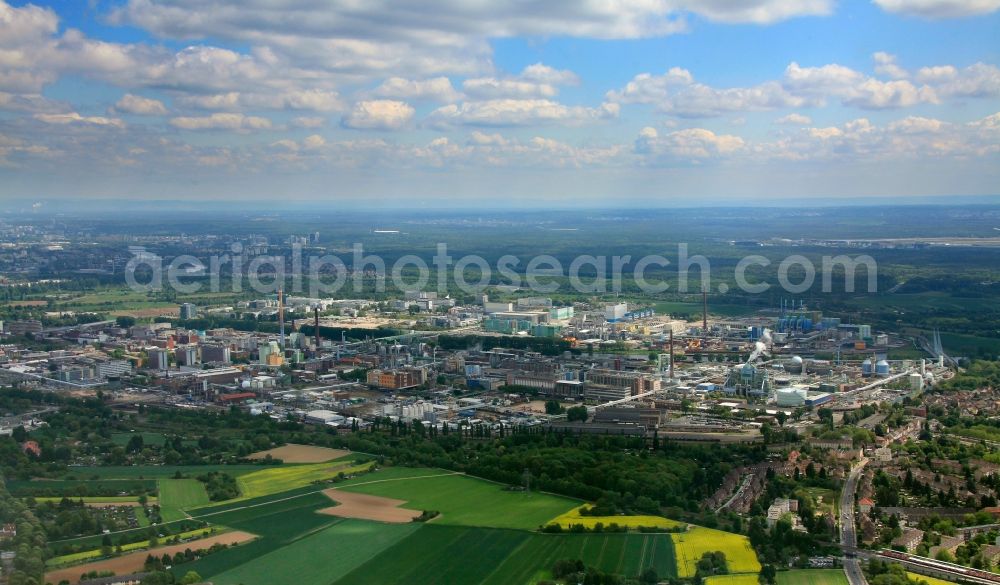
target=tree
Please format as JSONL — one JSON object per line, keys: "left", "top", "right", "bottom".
{"left": 545, "top": 400, "right": 564, "bottom": 415}
{"left": 116, "top": 316, "right": 137, "bottom": 328}
{"left": 566, "top": 406, "right": 588, "bottom": 422}
{"left": 179, "top": 571, "right": 202, "bottom": 585}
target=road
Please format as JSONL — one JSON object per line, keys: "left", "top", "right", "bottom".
{"left": 841, "top": 458, "right": 869, "bottom": 585}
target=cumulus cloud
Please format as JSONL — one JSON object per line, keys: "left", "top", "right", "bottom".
{"left": 775, "top": 113, "right": 813, "bottom": 125}
{"left": 113, "top": 93, "right": 167, "bottom": 116}
{"left": 370, "top": 77, "right": 461, "bottom": 103}
{"left": 463, "top": 63, "right": 579, "bottom": 100}
{"left": 634, "top": 126, "right": 745, "bottom": 159}
{"left": 169, "top": 113, "right": 272, "bottom": 131}
{"left": 34, "top": 112, "right": 125, "bottom": 128}
{"left": 291, "top": 116, "right": 325, "bottom": 129}
{"left": 341, "top": 100, "right": 415, "bottom": 130}
{"left": 425, "top": 99, "right": 618, "bottom": 128}
{"left": 609, "top": 59, "right": 964, "bottom": 116}
{"left": 873, "top": 52, "right": 908, "bottom": 79}
{"left": 608, "top": 67, "right": 803, "bottom": 117}
{"left": 873, "top": 0, "right": 1000, "bottom": 18}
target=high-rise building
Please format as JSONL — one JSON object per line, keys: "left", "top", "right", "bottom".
{"left": 179, "top": 303, "right": 198, "bottom": 320}
{"left": 148, "top": 348, "right": 169, "bottom": 370}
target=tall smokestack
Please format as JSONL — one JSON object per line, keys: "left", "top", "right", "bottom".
{"left": 278, "top": 287, "right": 285, "bottom": 351}
{"left": 702, "top": 288, "right": 708, "bottom": 333}
{"left": 669, "top": 329, "right": 675, "bottom": 379}
{"left": 314, "top": 306, "right": 321, "bottom": 350}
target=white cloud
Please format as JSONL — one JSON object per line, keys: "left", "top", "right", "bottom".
{"left": 341, "top": 100, "right": 415, "bottom": 130}
{"left": 425, "top": 99, "right": 618, "bottom": 128}
{"left": 923, "top": 63, "right": 1000, "bottom": 98}
{"left": 873, "top": 0, "right": 1000, "bottom": 18}
{"left": 463, "top": 63, "right": 579, "bottom": 100}
{"left": 291, "top": 116, "right": 325, "bottom": 129}
{"left": 634, "top": 126, "right": 745, "bottom": 159}
{"left": 34, "top": 112, "right": 125, "bottom": 128}
{"left": 775, "top": 113, "right": 812, "bottom": 125}
{"left": 169, "top": 113, "right": 272, "bottom": 130}
{"left": 873, "top": 52, "right": 908, "bottom": 79}
{"left": 519, "top": 63, "right": 580, "bottom": 86}
{"left": 463, "top": 78, "right": 558, "bottom": 99}
{"left": 371, "top": 77, "right": 461, "bottom": 103}
{"left": 608, "top": 68, "right": 803, "bottom": 117}
{"left": 113, "top": 93, "right": 167, "bottom": 116}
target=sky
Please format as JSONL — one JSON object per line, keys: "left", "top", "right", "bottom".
{"left": 0, "top": 0, "right": 998, "bottom": 207}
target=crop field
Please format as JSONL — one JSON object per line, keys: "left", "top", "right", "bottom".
{"left": 338, "top": 471, "right": 579, "bottom": 530}
{"left": 246, "top": 444, "right": 351, "bottom": 463}
{"left": 906, "top": 573, "right": 958, "bottom": 585}
{"left": 62, "top": 465, "right": 265, "bottom": 479}
{"left": 212, "top": 519, "right": 420, "bottom": 585}
{"left": 776, "top": 570, "right": 849, "bottom": 585}
{"left": 547, "top": 505, "right": 686, "bottom": 531}
{"left": 8, "top": 478, "right": 156, "bottom": 496}
{"left": 158, "top": 479, "right": 210, "bottom": 521}
{"left": 173, "top": 492, "right": 341, "bottom": 580}
{"left": 233, "top": 461, "right": 375, "bottom": 501}
{"left": 46, "top": 530, "right": 257, "bottom": 585}
{"left": 48, "top": 526, "right": 230, "bottom": 567}
{"left": 480, "top": 531, "right": 677, "bottom": 584}
{"left": 704, "top": 575, "right": 762, "bottom": 585}
{"left": 336, "top": 525, "right": 532, "bottom": 585}
{"left": 32, "top": 495, "right": 155, "bottom": 506}
{"left": 671, "top": 526, "right": 761, "bottom": 578}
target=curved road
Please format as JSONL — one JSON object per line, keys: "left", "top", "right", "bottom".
{"left": 841, "top": 458, "right": 869, "bottom": 585}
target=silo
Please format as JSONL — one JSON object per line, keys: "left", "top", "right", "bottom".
{"left": 875, "top": 360, "right": 890, "bottom": 376}
{"left": 861, "top": 358, "right": 873, "bottom": 376}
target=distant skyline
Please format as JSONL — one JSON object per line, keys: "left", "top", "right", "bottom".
{"left": 0, "top": 0, "right": 998, "bottom": 204}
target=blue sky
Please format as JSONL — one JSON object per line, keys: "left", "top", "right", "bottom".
{"left": 0, "top": 0, "right": 998, "bottom": 206}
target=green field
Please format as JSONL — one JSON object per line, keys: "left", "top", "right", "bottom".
{"left": 9, "top": 478, "right": 156, "bottom": 497}
{"left": 158, "top": 479, "right": 210, "bottom": 521}
{"left": 231, "top": 461, "right": 375, "bottom": 502}
{"left": 336, "top": 525, "right": 529, "bottom": 585}
{"left": 337, "top": 471, "right": 580, "bottom": 530}
{"left": 671, "top": 526, "right": 761, "bottom": 578}
{"left": 177, "top": 492, "right": 341, "bottom": 580}
{"left": 776, "top": 569, "right": 849, "bottom": 585}
{"left": 48, "top": 526, "right": 227, "bottom": 567}
{"left": 212, "top": 520, "right": 419, "bottom": 585}
{"left": 480, "top": 532, "right": 677, "bottom": 584}
{"left": 63, "top": 465, "right": 266, "bottom": 479}
{"left": 32, "top": 495, "right": 154, "bottom": 505}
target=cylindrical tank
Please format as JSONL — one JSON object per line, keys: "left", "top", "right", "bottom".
{"left": 861, "top": 358, "right": 873, "bottom": 376}
{"left": 876, "top": 359, "right": 890, "bottom": 376}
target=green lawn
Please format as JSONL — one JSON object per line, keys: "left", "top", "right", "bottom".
{"left": 776, "top": 569, "right": 849, "bottom": 585}
{"left": 211, "top": 520, "right": 419, "bottom": 585}
{"left": 337, "top": 471, "right": 580, "bottom": 530}
{"left": 158, "top": 479, "right": 210, "bottom": 521}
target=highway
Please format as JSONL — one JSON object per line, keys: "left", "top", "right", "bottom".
{"left": 841, "top": 458, "right": 869, "bottom": 585}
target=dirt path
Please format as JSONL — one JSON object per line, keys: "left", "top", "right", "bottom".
{"left": 318, "top": 490, "right": 421, "bottom": 523}
{"left": 45, "top": 530, "right": 257, "bottom": 585}
{"left": 246, "top": 445, "right": 350, "bottom": 463}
